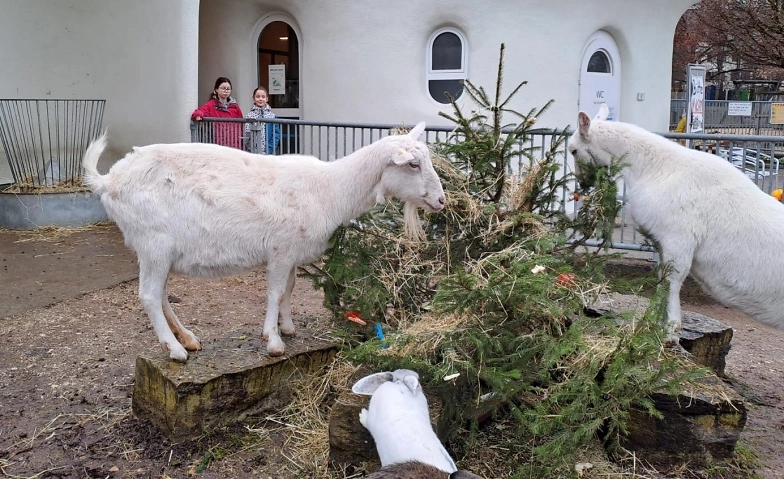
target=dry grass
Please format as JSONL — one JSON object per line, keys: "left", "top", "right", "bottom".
{"left": 2, "top": 221, "right": 115, "bottom": 243}
{"left": 2, "top": 181, "right": 90, "bottom": 194}
{"left": 265, "top": 356, "right": 361, "bottom": 478}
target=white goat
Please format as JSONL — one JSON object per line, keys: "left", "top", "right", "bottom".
{"left": 365, "top": 461, "right": 483, "bottom": 479}
{"left": 357, "top": 370, "right": 458, "bottom": 474}
{"left": 82, "top": 123, "right": 445, "bottom": 361}
{"left": 569, "top": 104, "right": 784, "bottom": 343}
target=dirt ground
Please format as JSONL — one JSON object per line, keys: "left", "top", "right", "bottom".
{"left": 0, "top": 224, "right": 782, "bottom": 478}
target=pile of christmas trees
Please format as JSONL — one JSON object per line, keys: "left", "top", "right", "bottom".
{"left": 302, "top": 45, "right": 702, "bottom": 477}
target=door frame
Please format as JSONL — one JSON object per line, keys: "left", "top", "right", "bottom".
{"left": 249, "top": 13, "right": 303, "bottom": 119}
{"left": 578, "top": 30, "right": 621, "bottom": 121}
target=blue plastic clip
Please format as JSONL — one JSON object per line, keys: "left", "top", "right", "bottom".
{"left": 375, "top": 323, "right": 387, "bottom": 349}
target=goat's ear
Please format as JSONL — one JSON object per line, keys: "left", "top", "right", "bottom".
{"left": 595, "top": 103, "right": 610, "bottom": 121}
{"left": 578, "top": 111, "right": 592, "bottom": 137}
{"left": 393, "top": 148, "right": 416, "bottom": 166}
{"left": 392, "top": 369, "right": 420, "bottom": 381}
{"left": 351, "top": 371, "right": 395, "bottom": 395}
{"left": 402, "top": 375, "right": 421, "bottom": 395}
{"left": 408, "top": 121, "right": 426, "bottom": 140}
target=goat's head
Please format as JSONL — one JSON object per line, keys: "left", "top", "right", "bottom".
{"left": 568, "top": 103, "right": 612, "bottom": 188}
{"left": 378, "top": 122, "right": 446, "bottom": 240}
{"left": 380, "top": 122, "right": 446, "bottom": 212}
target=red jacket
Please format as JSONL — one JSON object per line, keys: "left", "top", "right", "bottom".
{"left": 191, "top": 98, "right": 244, "bottom": 149}
{"left": 191, "top": 97, "right": 243, "bottom": 120}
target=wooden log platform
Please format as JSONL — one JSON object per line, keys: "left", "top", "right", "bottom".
{"left": 132, "top": 323, "right": 337, "bottom": 441}
{"left": 586, "top": 293, "right": 733, "bottom": 376}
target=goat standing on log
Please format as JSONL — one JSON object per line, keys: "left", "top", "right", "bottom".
{"left": 82, "top": 123, "right": 445, "bottom": 361}
{"left": 568, "top": 104, "right": 784, "bottom": 343}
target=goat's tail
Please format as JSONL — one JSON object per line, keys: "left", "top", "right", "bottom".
{"left": 82, "top": 131, "right": 108, "bottom": 194}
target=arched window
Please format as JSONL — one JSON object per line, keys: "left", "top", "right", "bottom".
{"left": 257, "top": 21, "right": 299, "bottom": 109}
{"left": 427, "top": 28, "right": 467, "bottom": 104}
{"left": 250, "top": 14, "right": 302, "bottom": 120}
{"left": 587, "top": 50, "right": 611, "bottom": 73}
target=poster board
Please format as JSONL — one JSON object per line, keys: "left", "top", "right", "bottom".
{"left": 686, "top": 64, "right": 706, "bottom": 135}
{"left": 771, "top": 103, "right": 784, "bottom": 124}
{"left": 269, "top": 65, "right": 286, "bottom": 95}
{"left": 728, "top": 102, "right": 752, "bottom": 117}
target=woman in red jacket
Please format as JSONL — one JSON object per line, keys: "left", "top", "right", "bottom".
{"left": 192, "top": 77, "right": 244, "bottom": 149}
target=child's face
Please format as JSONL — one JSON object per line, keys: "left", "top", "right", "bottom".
{"left": 254, "top": 90, "right": 268, "bottom": 108}
{"left": 215, "top": 83, "right": 232, "bottom": 101}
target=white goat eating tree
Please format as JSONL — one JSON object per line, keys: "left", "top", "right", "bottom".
{"left": 82, "top": 123, "right": 445, "bottom": 361}
{"left": 357, "top": 370, "right": 458, "bottom": 474}
{"left": 569, "top": 104, "right": 784, "bottom": 344}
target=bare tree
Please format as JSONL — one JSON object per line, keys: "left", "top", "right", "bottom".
{"left": 673, "top": 0, "right": 784, "bottom": 94}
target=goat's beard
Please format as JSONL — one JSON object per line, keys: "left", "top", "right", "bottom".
{"left": 403, "top": 201, "right": 425, "bottom": 242}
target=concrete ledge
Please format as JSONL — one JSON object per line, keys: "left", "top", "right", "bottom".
{"left": 0, "top": 189, "right": 108, "bottom": 229}
{"left": 132, "top": 328, "right": 338, "bottom": 441}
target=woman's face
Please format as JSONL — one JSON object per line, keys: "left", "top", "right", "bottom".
{"left": 253, "top": 89, "right": 268, "bottom": 108}
{"left": 215, "top": 82, "right": 232, "bottom": 101}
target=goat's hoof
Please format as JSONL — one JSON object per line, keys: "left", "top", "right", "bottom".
{"left": 166, "top": 343, "right": 189, "bottom": 362}
{"left": 266, "top": 336, "right": 286, "bottom": 357}
{"left": 267, "top": 348, "right": 285, "bottom": 357}
{"left": 359, "top": 408, "right": 368, "bottom": 427}
{"left": 183, "top": 336, "right": 202, "bottom": 351}
{"left": 279, "top": 325, "right": 296, "bottom": 336}
{"left": 173, "top": 330, "right": 201, "bottom": 351}
{"left": 664, "top": 333, "right": 681, "bottom": 347}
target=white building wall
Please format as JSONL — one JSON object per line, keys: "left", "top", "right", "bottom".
{"left": 0, "top": 0, "right": 693, "bottom": 182}
{"left": 0, "top": 0, "right": 199, "bottom": 182}
{"left": 203, "top": 0, "right": 693, "bottom": 133}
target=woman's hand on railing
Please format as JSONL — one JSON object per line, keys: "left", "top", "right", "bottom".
{"left": 194, "top": 116, "right": 203, "bottom": 121}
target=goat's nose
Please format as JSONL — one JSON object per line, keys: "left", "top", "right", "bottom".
{"left": 438, "top": 195, "right": 445, "bottom": 205}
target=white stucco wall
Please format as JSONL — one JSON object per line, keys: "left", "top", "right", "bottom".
{"left": 0, "top": 0, "right": 199, "bottom": 182}
{"left": 0, "top": 0, "right": 693, "bottom": 182}
{"left": 200, "top": 0, "right": 694, "bottom": 134}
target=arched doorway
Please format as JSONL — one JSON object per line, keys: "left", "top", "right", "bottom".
{"left": 252, "top": 15, "right": 301, "bottom": 119}
{"left": 578, "top": 31, "right": 621, "bottom": 121}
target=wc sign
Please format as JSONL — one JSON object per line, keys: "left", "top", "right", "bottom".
{"left": 579, "top": 71, "right": 619, "bottom": 121}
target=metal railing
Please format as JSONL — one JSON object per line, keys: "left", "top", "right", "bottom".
{"left": 0, "top": 99, "right": 106, "bottom": 188}
{"left": 670, "top": 99, "right": 784, "bottom": 135}
{"left": 191, "top": 118, "right": 784, "bottom": 254}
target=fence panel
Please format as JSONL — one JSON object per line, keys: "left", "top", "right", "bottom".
{"left": 192, "top": 118, "right": 784, "bottom": 254}
{"left": 670, "top": 100, "right": 784, "bottom": 135}
{"left": 0, "top": 99, "right": 105, "bottom": 189}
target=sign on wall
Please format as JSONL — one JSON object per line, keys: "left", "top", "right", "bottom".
{"left": 727, "top": 102, "right": 752, "bottom": 117}
{"left": 269, "top": 65, "right": 286, "bottom": 95}
{"left": 686, "top": 64, "right": 706, "bottom": 135}
{"left": 771, "top": 103, "right": 784, "bottom": 124}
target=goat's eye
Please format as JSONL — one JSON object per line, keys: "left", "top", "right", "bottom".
{"left": 569, "top": 149, "right": 578, "bottom": 157}
{"left": 410, "top": 162, "right": 420, "bottom": 169}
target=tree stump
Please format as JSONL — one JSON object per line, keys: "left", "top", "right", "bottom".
{"left": 586, "top": 293, "right": 746, "bottom": 467}
{"left": 132, "top": 327, "right": 337, "bottom": 441}
{"left": 328, "top": 389, "right": 379, "bottom": 468}
{"left": 680, "top": 311, "right": 733, "bottom": 377}
{"left": 586, "top": 293, "right": 733, "bottom": 376}
{"left": 619, "top": 373, "right": 747, "bottom": 468}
